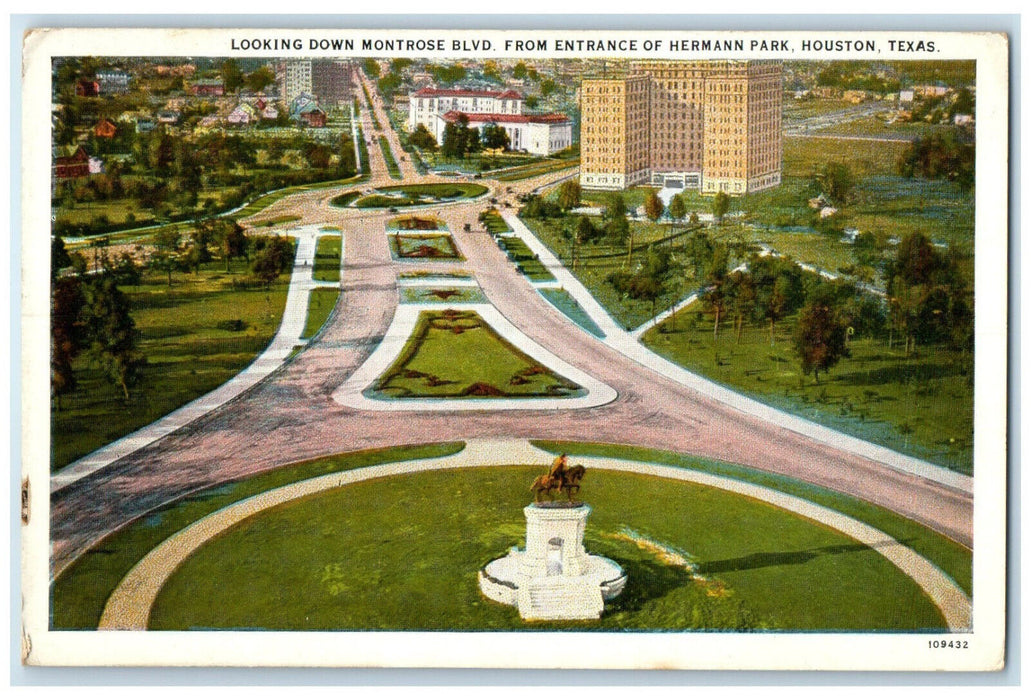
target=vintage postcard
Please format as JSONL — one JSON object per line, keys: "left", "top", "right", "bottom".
{"left": 20, "top": 27, "right": 1008, "bottom": 670}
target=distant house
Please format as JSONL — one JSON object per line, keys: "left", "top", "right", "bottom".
{"left": 96, "top": 70, "right": 131, "bottom": 95}
{"left": 53, "top": 145, "right": 90, "bottom": 179}
{"left": 227, "top": 102, "right": 259, "bottom": 126}
{"left": 290, "top": 93, "right": 326, "bottom": 127}
{"left": 953, "top": 113, "right": 975, "bottom": 126}
{"left": 88, "top": 156, "right": 104, "bottom": 175}
{"left": 189, "top": 78, "right": 225, "bottom": 97}
{"left": 299, "top": 106, "right": 327, "bottom": 128}
{"left": 843, "top": 90, "right": 870, "bottom": 104}
{"left": 75, "top": 80, "right": 99, "bottom": 97}
{"left": 156, "top": 110, "right": 181, "bottom": 125}
{"left": 195, "top": 115, "right": 222, "bottom": 134}
{"left": 915, "top": 84, "right": 950, "bottom": 98}
{"left": 899, "top": 89, "right": 915, "bottom": 106}
{"left": 135, "top": 118, "right": 156, "bottom": 133}
{"left": 93, "top": 118, "right": 117, "bottom": 138}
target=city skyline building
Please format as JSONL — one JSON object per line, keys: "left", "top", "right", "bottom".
{"left": 579, "top": 60, "right": 783, "bottom": 194}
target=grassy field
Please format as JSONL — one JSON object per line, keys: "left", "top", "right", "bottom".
{"left": 50, "top": 442, "right": 467, "bottom": 630}
{"left": 232, "top": 174, "right": 366, "bottom": 220}
{"left": 518, "top": 215, "right": 689, "bottom": 329}
{"left": 538, "top": 288, "right": 605, "bottom": 338}
{"left": 532, "top": 440, "right": 971, "bottom": 595}
{"left": 492, "top": 159, "right": 580, "bottom": 182}
{"left": 641, "top": 305, "right": 974, "bottom": 472}
{"left": 368, "top": 310, "right": 583, "bottom": 399}
{"left": 146, "top": 465, "right": 946, "bottom": 631}
{"left": 51, "top": 261, "right": 290, "bottom": 470}
{"left": 313, "top": 235, "right": 341, "bottom": 282}
{"left": 378, "top": 136, "right": 402, "bottom": 179}
{"left": 355, "top": 183, "right": 489, "bottom": 210}
{"left": 301, "top": 288, "right": 341, "bottom": 339}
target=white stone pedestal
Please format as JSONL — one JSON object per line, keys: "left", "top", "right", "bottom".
{"left": 478, "top": 503, "right": 626, "bottom": 621}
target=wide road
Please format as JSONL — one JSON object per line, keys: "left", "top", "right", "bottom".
{"left": 50, "top": 85, "right": 972, "bottom": 575}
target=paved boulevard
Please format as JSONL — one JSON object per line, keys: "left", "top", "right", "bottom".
{"left": 50, "top": 71, "right": 973, "bottom": 576}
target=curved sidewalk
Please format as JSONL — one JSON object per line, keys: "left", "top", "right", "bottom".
{"left": 51, "top": 225, "right": 336, "bottom": 493}
{"left": 98, "top": 438, "right": 970, "bottom": 632}
{"left": 500, "top": 211, "right": 972, "bottom": 495}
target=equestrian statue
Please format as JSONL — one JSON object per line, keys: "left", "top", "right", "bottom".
{"left": 529, "top": 453, "right": 586, "bottom": 503}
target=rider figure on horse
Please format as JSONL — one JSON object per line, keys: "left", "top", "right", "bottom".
{"left": 548, "top": 454, "right": 568, "bottom": 481}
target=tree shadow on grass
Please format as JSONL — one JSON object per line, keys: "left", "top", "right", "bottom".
{"left": 835, "top": 361, "right": 964, "bottom": 386}
{"left": 697, "top": 540, "right": 902, "bottom": 575}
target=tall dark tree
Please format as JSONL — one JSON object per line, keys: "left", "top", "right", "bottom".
{"left": 668, "top": 193, "right": 687, "bottom": 232}
{"left": 793, "top": 299, "right": 851, "bottom": 383}
{"left": 51, "top": 277, "right": 84, "bottom": 410}
{"left": 79, "top": 275, "right": 146, "bottom": 401}
{"left": 711, "top": 191, "right": 730, "bottom": 225}
{"left": 481, "top": 122, "right": 510, "bottom": 151}
{"left": 221, "top": 58, "right": 244, "bottom": 94}
{"left": 644, "top": 190, "right": 664, "bottom": 226}
{"left": 245, "top": 66, "right": 276, "bottom": 94}
{"left": 815, "top": 162, "right": 855, "bottom": 206}
{"left": 557, "top": 180, "right": 582, "bottom": 211}
{"left": 250, "top": 235, "right": 294, "bottom": 288}
{"left": 51, "top": 236, "right": 73, "bottom": 280}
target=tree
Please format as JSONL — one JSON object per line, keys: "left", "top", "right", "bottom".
{"left": 52, "top": 236, "right": 73, "bottom": 280}
{"left": 250, "top": 235, "right": 294, "bottom": 288}
{"left": 668, "top": 194, "right": 687, "bottom": 232}
{"left": 482, "top": 60, "right": 502, "bottom": 83}
{"left": 149, "top": 229, "right": 186, "bottom": 286}
{"left": 711, "top": 191, "right": 730, "bottom": 224}
{"left": 540, "top": 78, "right": 557, "bottom": 97}
{"left": 793, "top": 299, "right": 851, "bottom": 383}
{"left": 51, "top": 277, "right": 84, "bottom": 410}
{"left": 79, "top": 275, "right": 146, "bottom": 400}
{"left": 897, "top": 129, "right": 975, "bottom": 190}
{"left": 206, "top": 217, "right": 248, "bottom": 273}
{"left": 245, "top": 66, "right": 276, "bottom": 94}
{"left": 481, "top": 122, "right": 510, "bottom": 151}
{"left": 524, "top": 95, "right": 540, "bottom": 110}
{"left": 557, "top": 180, "right": 582, "bottom": 211}
{"left": 644, "top": 190, "right": 664, "bottom": 226}
{"left": 409, "top": 124, "right": 438, "bottom": 151}
{"left": 725, "top": 270, "right": 757, "bottom": 343}
{"left": 815, "top": 162, "right": 854, "bottom": 206}
{"left": 700, "top": 244, "right": 730, "bottom": 360}
{"left": 362, "top": 58, "right": 381, "bottom": 79}
{"left": 512, "top": 61, "right": 528, "bottom": 80}
{"left": 752, "top": 255, "right": 805, "bottom": 345}
{"left": 221, "top": 58, "right": 244, "bottom": 95}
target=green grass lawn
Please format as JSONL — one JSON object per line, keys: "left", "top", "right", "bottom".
{"left": 301, "top": 287, "right": 341, "bottom": 339}
{"left": 368, "top": 310, "right": 583, "bottom": 399}
{"left": 495, "top": 235, "right": 555, "bottom": 282}
{"left": 538, "top": 288, "right": 605, "bottom": 338}
{"left": 51, "top": 262, "right": 290, "bottom": 470}
{"left": 379, "top": 183, "right": 489, "bottom": 199}
{"left": 400, "top": 286, "right": 487, "bottom": 304}
{"left": 492, "top": 158, "right": 580, "bottom": 182}
{"left": 313, "top": 235, "right": 341, "bottom": 282}
{"left": 250, "top": 215, "right": 302, "bottom": 228}
{"left": 481, "top": 210, "right": 512, "bottom": 234}
{"left": 50, "top": 442, "right": 466, "bottom": 630}
{"left": 378, "top": 136, "right": 402, "bottom": 179}
{"left": 390, "top": 233, "right": 463, "bottom": 261}
{"left": 641, "top": 306, "right": 974, "bottom": 473}
{"left": 517, "top": 216, "right": 689, "bottom": 329}
{"left": 532, "top": 440, "right": 971, "bottom": 595}
{"left": 146, "top": 465, "right": 947, "bottom": 631}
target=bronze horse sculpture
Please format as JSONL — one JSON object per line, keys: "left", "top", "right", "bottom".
{"left": 530, "top": 454, "right": 586, "bottom": 503}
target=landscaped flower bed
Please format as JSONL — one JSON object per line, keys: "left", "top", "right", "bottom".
{"left": 367, "top": 309, "right": 584, "bottom": 399}
{"left": 389, "top": 233, "right": 463, "bottom": 261}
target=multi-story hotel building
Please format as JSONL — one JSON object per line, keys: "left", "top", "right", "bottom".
{"left": 580, "top": 60, "right": 782, "bottom": 194}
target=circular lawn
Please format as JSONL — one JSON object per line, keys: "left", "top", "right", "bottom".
{"left": 147, "top": 465, "right": 946, "bottom": 632}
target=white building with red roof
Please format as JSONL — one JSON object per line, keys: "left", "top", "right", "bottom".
{"left": 408, "top": 86, "right": 524, "bottom": 134}
{"left": 437, "top": 110, "right": 572, "bottom": 156}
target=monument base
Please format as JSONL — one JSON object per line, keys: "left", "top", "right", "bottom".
{"left": 478, "top": 503, "right": 627, "bottom": 621}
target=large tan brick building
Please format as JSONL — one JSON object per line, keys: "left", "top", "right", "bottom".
{"left": 580, "top": 60, "right": 782, "bottom": 194}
